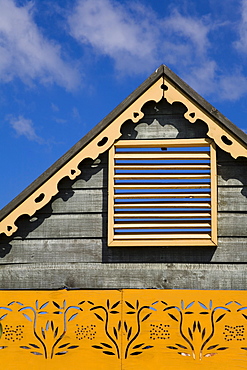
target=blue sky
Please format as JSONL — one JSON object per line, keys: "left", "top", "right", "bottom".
{"left": 1, "top": 0, "right": 247, "bottom": 209}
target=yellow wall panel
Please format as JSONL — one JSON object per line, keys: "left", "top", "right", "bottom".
{"left": 0, "top": 290, "right": 247, "bottom": 369}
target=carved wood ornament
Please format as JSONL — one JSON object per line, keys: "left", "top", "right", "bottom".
{"left": 1, "top": 76, "right": 247, "bottom": 237}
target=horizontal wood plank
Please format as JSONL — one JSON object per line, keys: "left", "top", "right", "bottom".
{"left": 0, "top": 263, "right": 246, "bottom": 290}
{"left": 0, "top": 237, "right": 246, "bottom": 264}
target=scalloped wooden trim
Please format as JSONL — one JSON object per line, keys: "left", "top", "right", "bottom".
{"left": 0, "top": 78, "right": 164, "bottom": 236}
{"left": 164, "top": 79, "right": 247, "bottom": 159}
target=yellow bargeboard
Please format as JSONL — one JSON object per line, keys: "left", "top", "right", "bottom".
{"left": 0, "top": 289, "right": 246, "bottom": 369}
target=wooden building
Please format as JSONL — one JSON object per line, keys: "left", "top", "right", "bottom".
{"left": 0, "top": 65, "right": 247, "bottom": 369}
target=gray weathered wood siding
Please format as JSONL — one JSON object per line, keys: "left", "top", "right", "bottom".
{"left": 0, "top": 99, "right": 246, "bottom": 290}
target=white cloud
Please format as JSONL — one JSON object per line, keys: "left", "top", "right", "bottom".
{"left": 234, "top": 0, "right": 247, "bottom": 52}
{"left": 7, "top": 115, "right": 42, "bottom": 142}
{"left": 67, "top": 1, "right": 247, "bottom": 101}
{"left": 68, "top": 1, "right": 215, "bottom": 80}
{"left": 68, "top": 0, "right": 159, "bottom": 73}
{"left": 163, "top": 10, "right": 210, "bottom": 56}
{"left": 0, "top": 0, "right": 79, "bottom": 89}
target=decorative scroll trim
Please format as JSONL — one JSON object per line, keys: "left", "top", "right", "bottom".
{"left": 164, "top": 79, "right": 247, "bottom": 160}
{"left": 0, "top": 78, "right": 164, "bottom": 236}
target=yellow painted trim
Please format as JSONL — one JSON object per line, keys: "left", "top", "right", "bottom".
{"left": 0, "top": 289, "right": 246, "bottom": 369}
{"left": 164, "top": 79, "right": 247, "bottom": 159}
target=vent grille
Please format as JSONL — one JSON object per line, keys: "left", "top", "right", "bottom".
{"left": 108, "top": 139, "right": 217, "bottom": 246}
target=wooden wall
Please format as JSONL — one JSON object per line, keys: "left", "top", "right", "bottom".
{"left": 0, "top": 99, "right": 246, "bottom": 290}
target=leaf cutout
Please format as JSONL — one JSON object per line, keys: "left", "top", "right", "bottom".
{"left": 136, "top": 300, "right": 139, "bottom": 309}
{"left": 92, "top": 345, "right": 103, "bottom": 349}
{"left": 127, "top": 327, "right": 132, "bottom": 340}
{"left": 200, "top": 312, "right": 209, "bottom": 315}
{"left": 242, "top": 314, "right": 247, "bottom": 320}
{"left": 53, "top": 301, "right": 61, "bottom": 309}
{"left": 175, "top": 343, "right": 187, "bottom": 349}
{"left": 41, "top": 328, "right": 45, "bottom": 339}
{"left": 63, "top": 300, "right": 66, "bottom": 309}
{"left": 39, "top": 302, "right": 49, "bottom": 310}
{"left": 7, "top": 301, "right": 15, "bottom": 306}
{"left": 127, "top": 311, "right": 135, "bottom": 314}
{"left": 46, "top": 321, "right": 50, "bottom": 331}
{"left": 143, "top": 346, "right": 153, "bottom": 349}
{"left": 133, "top": 343, "right": 144, "bottom": 349}
{"left": 198, "top": 302, "right": 208, "bottom": 310}
{"left": 51, "top": 321, "right": 54, "bottom": 331}
{"left": 168, "top": 313, "right": 178, "bottom": 322}
{"left": 68, "top": 346, "right": 79, "bottom": 349}
{"left": 78, "top": 301, "right": 85, "bottom": 305}
{"left": 68, "top": 313, "right": 78, "bottom": 322}
{"left": 152, "top": 301, "right": 159, "bottom": 305}
{"left": 181, "top": 300, "right": 184, "bottom": 309}
{"left": 111, "top": 301, "right": 120, "bottom": 310}
{"left": 31, "top": 352, "right": 43, "bottom": 356}
{"left": 204, "top": 353, "right": 217, "bottom": 357}
{"left": 38, "top": 311, "right": 48, "bottom": 315}
{"left": 142, "top": 313, "right": 151, "bottom": 322}
{"left": 54, "top": 327, "right": 58, "bottom": 339}
{"left": 202, "top": 328, "right": 206, "bottom": 340}
{"left": 0, "top": 314, "right": 7, "bottom": 321}
{"left": 20, "top": 346, "right": 30, "bottom": 349}
{"left": 130, "top": 351, "right": 142, "bottom": 355}
{"left": 178, "top": 352, "right": 190, "bottom": 356}
{"left": 185, "top": 301, "right": 195, "bottom": 309}
{"left": 225, "top": 301, "right": 233, "bottom": 306}
{"left": 53, "top": 311, "right": 62, "bottom": 314}
{"left": 207, "top": 344, "right": 219, "bottom": 350}
{"left": 161, "top": 301, "right": 167, "bottom": 305}
{"left": 110, "top": 311, "right": 119, "bottom": 314}
{"left": 16, "top": 301, "right": 23, "bottom": 306}
{"left": 107, "top": 299, "right": 110, "bottom": 309}
{"left": 209, "top": 300, "right": 212, "bottom": 310}
{"left": 217, "top": 347, "right": 228, "bottom": 351}
{"left": 193, "top": 321, "right": 196, "bottom": 332}
{"left": 29, "top": 343, "right": 40, "bottom": 349}
{"left": 125, "top": 301, "right": 135, "bottom": 310}
{"left": 167, "top": 346, "right": 178, "bottom": 350}
{"left": 185, "top": 312, "right": 194, "bottom": 315}
{"left": 124, "top": 321, "right": 128, "bottom": 332}
{"left": 216, "top": 314, "right": 226, "bottom": 323}
{"left": 94, "top": 313, "right": 104, "bottom": 322}
{"left": 0, "top": 346, "right": 7, "bottom": 349}
{"left": 113, "top": 327, "right": 118, "bottom": 340}
{"left": 23, "top": 313, "right": 32, "bottom": 322}
{"left": 241, "top": 347, "right": 247, "bottom": 350}
{"left": 35, "top": 300, "right": 38, "bottom": 310}
{"left": 197, "top": 321, "right": 201, "bottom": 332}
{"left": 103, "top": 351, "right": 115, "bottom": 356}
{"left": 59, "top": 343, "right": 70, "bottom": 349}
{"left": 101, "top": 343, "right": 113, "bottom": 349}
{"left": 188, "top": 328, "right": 193, "bottom": 340}
{"left": 0, "top": 323, "right": 2, "bottom": 338}
{"left": 55, "top": 351, "right": 68, "bottom": 355}
{"left": 118, "top": 320, "right": 121, "bottom": 331}
{"left": 88, "top": 301, "right": 94, "bottom": 305}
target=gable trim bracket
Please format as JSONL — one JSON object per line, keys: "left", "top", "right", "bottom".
{"left": 1, "top": 65, "right": 247, "bottom": 237}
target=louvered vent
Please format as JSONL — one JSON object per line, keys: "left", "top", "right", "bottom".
{"left": 108, "top": 139, "right": 217, "bottom": 246}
